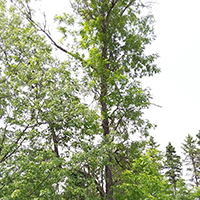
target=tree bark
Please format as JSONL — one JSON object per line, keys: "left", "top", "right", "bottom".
{"left": 100, "top": 82, "right": 114, "bottom": 200}
{"left": 100, "top": 6, "right": 114, "bottom": 199}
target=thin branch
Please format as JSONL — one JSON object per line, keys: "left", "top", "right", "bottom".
{"left": 0, "top": 172, "right": 20, "bottom": 191}
{"left": 0, "top": 125, "right": 29, "bottom": 163}
{"left": 51, "top": 126, "right": 60, "bottom": 158}
{"left": 0, "top": 45, "right": 21, "bottom": 85}
{"left": 114, "top": 156, "right": 124, "bottom": 169}
{"left": 76, "top": 169, "right": 105, "bottom": 197}
{"left": 150, "top": 103, "right": 162, "bottom": 108}
{"left": 16, "top": 1, "right": 85, "bottom": 64}
{"left": 26, "top": 168, "right": 53, "bottom": 198}
{"left": 33, "top": 20, "right": 81, "bottom": 60}
{"left": 0, "top": 125, "right": 7, "bottom": 155}
{"left": 106, "top": 0, "right": 120, "bottom": 21}
{"left": 120, "top": 0, "right": 135, "bottom": 16}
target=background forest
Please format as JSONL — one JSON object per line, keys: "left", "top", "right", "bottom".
{"left": 0, "top": 0, "right": 200, "bottom": 199}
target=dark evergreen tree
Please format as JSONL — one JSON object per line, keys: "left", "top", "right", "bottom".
{"left": 164, "top": 142, "right": 182, "bottom": 197}
{"left": 148, "top": 136, "right": 160, "bottom": 150}
{"left": 147, "top": 136, "right": 162, "bottom": 164}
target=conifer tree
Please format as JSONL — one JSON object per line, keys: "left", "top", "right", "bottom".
{"left": 164, "top": 142, "right": 182, "bottom": 197}
{"left": 147, "top": 136, "right": 162, "bottom": 164}
{"left": 182, "top": 134, "right": 200, "bottom": 188}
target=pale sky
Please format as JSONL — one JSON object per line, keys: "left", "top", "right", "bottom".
{"left": 143, "top": 0, "right": 200, "bottom": 155}
{"left": 37, "top": 0, "right": 200, "bottom": 156}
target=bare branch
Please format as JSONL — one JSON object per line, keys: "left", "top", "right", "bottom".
{"left": 150, "top": 103, "right": 162, "bottom": 108}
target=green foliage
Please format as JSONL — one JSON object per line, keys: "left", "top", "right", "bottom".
{"left": 2, "top": 0, "right": 190, "bottom": 200}
{"left": 175, "top": 178, "right": 196, "bottom": 200}
{"left": 56, "top": 0, "right": 160, "bottom": 198}
{"left": 0, "top": 0, "right": 161, "bottom": 198}
{"left": 182, "top": 134, "right": 200, "bottom": 188}
{"left": 115, "top": 149, "right": 171, "bottom": 200}
{"left": 164, "top": 142, "right": 182, "bottom": 197}
{"left": 0, "top": 1, "right": 99, "bottom": 198}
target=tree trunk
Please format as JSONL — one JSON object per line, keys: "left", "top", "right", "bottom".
{"left": 100, "top": 78, "right": 114, "bottom": 199}
{"left": 100, "top": 7, "right": 114, "bottom": 196}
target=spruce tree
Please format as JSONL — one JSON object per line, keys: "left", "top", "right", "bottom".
{"left": 147, "top": 136, "right": 162, "bottom": 165}
{"left": 164, "top": 142, "right": 182, "bottom": 197}
{"left": 148, "top": 136, "right": 160, "bottom": 150}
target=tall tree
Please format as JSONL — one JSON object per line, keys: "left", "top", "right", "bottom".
{"left": 3, "top": 0, "right": 160, "bottom": 199}
{"left": 164, "top": 142, "right": 182, "bottom": 197}
{"left": 59, "top": 1, "right": 159, "bottom": 198}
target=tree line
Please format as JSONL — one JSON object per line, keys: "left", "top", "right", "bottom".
{"left": 0, "top": 0, "right": 199, "bottom": 199}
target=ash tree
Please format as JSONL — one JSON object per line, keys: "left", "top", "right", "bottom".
{"left": 52, "top": 1, "right": 159, "bottom": 199}
{"left": 2, "top": 0, "right": 160, "bottom": 199}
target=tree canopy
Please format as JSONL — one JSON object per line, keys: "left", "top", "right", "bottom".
{"left": 0, "top": 0, "right": 200, "bottom": 199}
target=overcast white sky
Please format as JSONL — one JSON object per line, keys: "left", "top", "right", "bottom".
{"left": 143, "top": 0, "right": 200, "bottom": 155}
{"left": 37, "top": 0, "right": 200, "bottom": 155}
